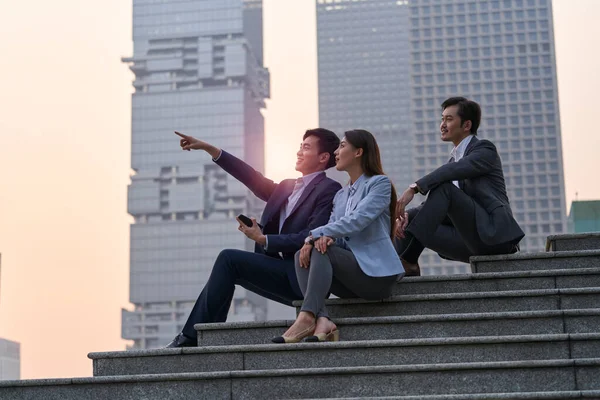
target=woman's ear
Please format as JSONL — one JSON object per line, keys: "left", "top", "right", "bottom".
{"left": 355, "top": 148, "right": 364, "bottom": 158}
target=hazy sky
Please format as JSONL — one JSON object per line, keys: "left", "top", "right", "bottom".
{"left": 0, "top": 0, "right": 598, "bottom": 380}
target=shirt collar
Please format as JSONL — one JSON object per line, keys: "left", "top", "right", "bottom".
{"left": 451, "top": 134, "right": 474, "bottom": 160}
{"left": 299, "top": 170, "right": 323, "bottom": 187}
{"left": 348, "top": 174, "right": 366, "bottom": 194}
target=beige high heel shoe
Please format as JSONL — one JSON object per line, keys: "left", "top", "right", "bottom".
{"left": 305, "top": 328, "right": 340, "bottom": 342}
{"left": 271, "top": 323, "right": 316, "bottom": 344}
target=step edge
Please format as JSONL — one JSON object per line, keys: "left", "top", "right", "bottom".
{"left": 192, "top": 308, "right": 600, "bottom": 332}
{"left": 6, "top": 359, "right": 597, "bottom": 388}
{"left": 90, "top": 332, "right": 600, "bottom": 360}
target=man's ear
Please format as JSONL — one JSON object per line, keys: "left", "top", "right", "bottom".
{"left": 462, "top": 120, "right": 472, "bottom": 133}
{"left": 320, "top": 152, "right": 330, "bottom": 164}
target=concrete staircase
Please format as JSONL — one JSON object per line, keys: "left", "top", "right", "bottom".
{"left": 2, "top": 233, "right": 600, "bottom": 399}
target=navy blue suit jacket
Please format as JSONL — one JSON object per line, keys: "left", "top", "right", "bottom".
{"left": 215, "top": 150, "right": 341, "bottom": 261}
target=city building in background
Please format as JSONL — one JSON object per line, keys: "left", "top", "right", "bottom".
{"left": 316, "top": 0, "right": 413, "bottom": 188}
{"left": 317, "top": 0, "right": 566, "bottom": 274}
{"left": 0, "top": 339, "right": 20, "bottom": 381}
{"left": 121, "top": 0, "right": 270, "bottom": 349}
{"left": 568, "top": 200, "right": 600, "bottom": 233}
{"left": 0, "top": 254, "right": 21, "bottom": 380}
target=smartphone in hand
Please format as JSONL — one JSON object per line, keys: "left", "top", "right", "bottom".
{"left": 237, "top": 214, "right": 253, "bottom": 227}
{"left": 237, "top": 214, "right": 263, "bottom": 229}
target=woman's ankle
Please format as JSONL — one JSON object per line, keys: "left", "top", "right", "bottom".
{"left": 294, "top": 311, "right": 316, "bottom": 326}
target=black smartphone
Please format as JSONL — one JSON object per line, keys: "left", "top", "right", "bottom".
{"left": 237, "top": 214, "right": 264, "bottom": 229}
{"left": 237, "top": 214, "right": 254, "bottom": 227}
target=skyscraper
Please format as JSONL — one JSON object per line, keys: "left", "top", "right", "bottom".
{"left": 568, "top": 200, "right": 600, "bottom": 233}
{"left": 0, "top": 339, "right": 20, "bottom": 381}
{"left": 317, "top": 0, "right": 566, "bottom": 274}
{"left": 121, "top": 0, "right": 269, "bottom": 349}
{"left": 0, "top": 255, "right": 20, "bottom": 380}
{"left": 316, "top": 0, "right": 413, "bottom": 190}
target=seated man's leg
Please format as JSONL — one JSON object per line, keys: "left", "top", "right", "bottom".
{"left": 394, "top": 205, "right": 422, "bottom": 256}
{"left": 418, "top": 223, "right": 473, "bottom": 263}
{"left": 181, "top": 249, "right": 301, "bottom": 339}
{"left": 405, "top": 182, "right": 495, "bottom": 263}
{"left": 394, "top": 205, "right": 424, "bottom": 275}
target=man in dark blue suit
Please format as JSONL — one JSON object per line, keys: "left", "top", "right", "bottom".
{"left": 165, "top": 129, "right": 341, "bottom": 347}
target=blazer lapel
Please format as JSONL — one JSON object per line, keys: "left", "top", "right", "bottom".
{"left": 464, "top": 135, "right": 479, "bottom": 155}
{"left": 286, "top": 172, "right": 326, "bottom": 218}
{"left": 261, "top": 179, "right": 295, "bottom": 224}
{"left": 347, "top": 176, "right": 368, "bottom": 214}
{"left": 459, "top": 136, "right": 478, "bottom": 190}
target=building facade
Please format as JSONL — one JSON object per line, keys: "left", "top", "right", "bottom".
{"left": 0, "top": 339, "right": 20, "bottom": 381}
{"left": 568, "top": 200, "right": 600, "bottom": 234}
{"left": 317, "top": 0, "right": 566, "bottom": 274}
{"left": 316, "top": 0, "right": 413, "bottom": 189}
{"left": 122, "top": 0, "right": 269, "bottom": 349}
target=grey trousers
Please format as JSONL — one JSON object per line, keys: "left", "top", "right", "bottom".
{"left": 294, "top": 246, "right": 399, "bottom": 319}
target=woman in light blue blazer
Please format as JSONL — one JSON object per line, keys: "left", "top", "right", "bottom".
{"left": 272, "top": 129, "right": 405, "bottom": 344}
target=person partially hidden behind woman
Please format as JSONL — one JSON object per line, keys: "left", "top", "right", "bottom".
{"left": 272, "top": 129, "right": 405, "bottom": 343}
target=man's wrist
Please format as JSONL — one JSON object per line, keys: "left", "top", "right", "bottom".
{"left": 304, "top": 236, "right": 315, "bottom": 246}
{"left": 209, "top": 147, "right": 223, "bottom": 161}
{"left": 257, "top": 234, "right": 267, "bottom": 246}
{"left": 409, "top": 182, "right": 420, "bottom": 194}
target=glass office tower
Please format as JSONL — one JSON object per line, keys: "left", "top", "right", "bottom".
{"left": 0, "top": 339, "right": 20, "bottom": 381}
{"left": 317, "top": 0, "right": 566, "bottom": 275}
{"left": 316, "top": 0, "right": 413, "bottom": 188}
{"left": 121, "top": 0, "right": 270, "bottom": 349}
{"left": 407, "top": 0, "right": 566, "bottom": 273}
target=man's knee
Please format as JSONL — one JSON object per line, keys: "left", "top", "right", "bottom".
{"left": 428, "top": 182, "right": 455, "bottom": 199}
{"left": 431, "top": 182, "right": 455, "bottom": 192}
{"left": 407, "top": 206, "right": 420, "bottom": 221}
{"left": 215, "top": 249, "right": 247, "bottom": 270}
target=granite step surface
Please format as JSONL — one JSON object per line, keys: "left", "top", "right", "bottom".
{"left": 470, "top": 250, "right": 600, "bottom": 273}
{"left": 89, "top": 333, "right": 600, "bottom": 377}
{"left": 393, "top": 267, "right": 600, "bottom": 296}
{"left": 295, "top": 287, "right": 600, "bottom": 319}
{"left": 308, "top": 391, "right": 600, "bottom": 400}
{"left": 546, "top": 233, "right": 600, "bottom": 252}
{"left": 1, "top": 359, "right": 599, "bottom": 399}
{"left": 195, "top": 308, "right": 600, "bottom": 346}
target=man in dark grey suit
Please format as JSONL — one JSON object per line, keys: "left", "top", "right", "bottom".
{"left": 395, "top": 97, "right": 524, "bottom": 275}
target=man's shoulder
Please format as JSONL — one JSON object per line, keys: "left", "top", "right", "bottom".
{"left": 470, "top": 137, "right": 498, "bottom": 152}
{"left": 473, "top": 137, "right": 496, "bottom": 147}
{"left": 323, "top": 176, "right": 343, "bottom": 190}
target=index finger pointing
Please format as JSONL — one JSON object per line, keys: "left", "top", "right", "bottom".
{"left": 174, "top": 131, "right": 188, "bottom": 139}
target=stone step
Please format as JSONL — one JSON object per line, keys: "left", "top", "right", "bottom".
{"left": 393, "top": 267, "right": 600, "bottom": 296}
{"left": 89, "top": 333, "right": 600, "bottom": 377}
{"left": 310, "top": 391, "right": 600, "bottom": 400}
{"left": 193, "top": 309, "right": 600, "bottom": 347}
{"left": 546, "top": 233, "right": 600, "bottom": 252}
{"left": 1, "top": 359, "right": 599, "bottom": 399}
{"left": 297, "top": 287, "right": 600, "bottom": 319}
{"left": 470, "top": 250, "right": 600, "bottom": 273}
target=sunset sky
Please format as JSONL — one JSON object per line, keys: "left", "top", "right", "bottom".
{"left": 0, "top": 0, "right": 599, "bottom": 379}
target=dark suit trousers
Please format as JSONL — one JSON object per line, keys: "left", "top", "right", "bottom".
{"left": 397, "top": 182, "right": 515, "bottom": 263}
{"left": 181, "top": 249, "right": 303, "bottom": 338}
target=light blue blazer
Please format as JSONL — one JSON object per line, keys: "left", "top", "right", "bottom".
{"left": 310, "top": 175, "right": 405, "bottom": 278}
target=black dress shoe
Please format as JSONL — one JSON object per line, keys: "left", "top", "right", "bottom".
{"left": 164, "top": 333, "right": 196, "bottom": 348}
{"left": 401, "top": 258, "right": 421, "bottom": 277}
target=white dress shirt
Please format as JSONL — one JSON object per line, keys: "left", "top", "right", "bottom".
{"left": 450, "top": 134, "right": 474, "bottom": 188}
